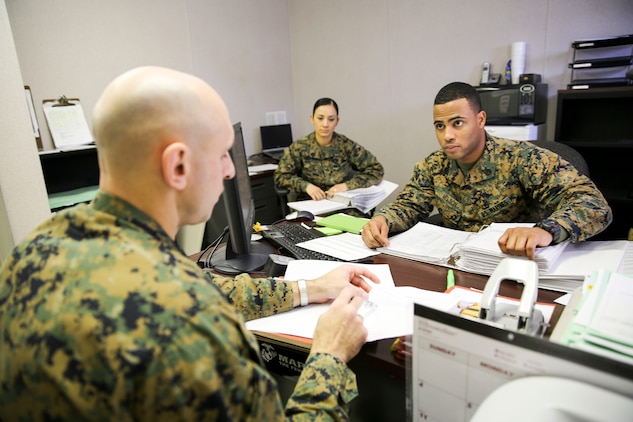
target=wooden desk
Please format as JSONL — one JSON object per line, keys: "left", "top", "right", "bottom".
{"left": 194, "top": 244, "right": 565, "bottom": 421}
{"left": 250, "top": 253, "right": 563, "bottom": 377}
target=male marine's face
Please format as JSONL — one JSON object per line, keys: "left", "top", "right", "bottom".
{"left": 188, "top": 120, "right": 235, "bottom": 224}
{"left": 433, "top": 98, "right": 486, "bottom": 164}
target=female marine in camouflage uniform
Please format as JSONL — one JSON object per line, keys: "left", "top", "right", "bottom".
{"left": 274, "top": 98, "right": 384, "bottom": 202}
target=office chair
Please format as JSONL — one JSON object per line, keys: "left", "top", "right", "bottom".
{"left": 275, "top": 185, "right": 290, "bottom": 216}
{"left": 531, "top": 140, "right": 590, "bottom": 178}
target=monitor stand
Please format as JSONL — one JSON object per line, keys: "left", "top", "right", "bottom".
{"left": 209, "top": 241, "right": 275, "bottom": 275}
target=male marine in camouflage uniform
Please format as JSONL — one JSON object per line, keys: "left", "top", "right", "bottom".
{"left": 0, "top": 67, "right": 379, "bottom": 420}
{"left": 362, "top": 82, "right": 612, "bottom": 259}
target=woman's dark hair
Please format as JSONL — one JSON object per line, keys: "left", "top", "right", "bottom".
{"left": 434, "top": 82, "right": 482, "bottom": 113}
{"left": 312, "top": 97, "right": 339, "bottom": 115}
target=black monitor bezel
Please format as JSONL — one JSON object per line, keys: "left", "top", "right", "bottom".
{"left": 209, "top": 122, "right": 274, "bottom": 274}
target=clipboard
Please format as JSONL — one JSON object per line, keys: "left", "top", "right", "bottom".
{"left": 43, "top": 96, "right": 94, "bottom": 149}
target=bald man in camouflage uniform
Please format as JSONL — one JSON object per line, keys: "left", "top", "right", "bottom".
{"left": 274, "top": 98, "right": 383, "bottom": 203}
{"left": 0, "top": 67, "right": 381, "bottom": 420}
{"left": 362, "top": 82, "right": 612, "bottom": 259}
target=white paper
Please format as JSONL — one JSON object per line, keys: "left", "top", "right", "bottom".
{"left": 248, "top": 163, "right": 278, "bottom": 175}
{"left": 287, "top": 199, "right": 346, "bottom": 215}
{"left": 287, "top": 180, "right": 398, "bottom": 215}
{"left": 586, "top": 272, "right": 633, "bottom": 346}
{"left": 296, "top": 232, "right": 380, "bottom": 261}
{"left": 378, "top": 222, "right": 471, "bottom": 265}
{"left": 43, "top": 100, "right": 94, "bottom": 148}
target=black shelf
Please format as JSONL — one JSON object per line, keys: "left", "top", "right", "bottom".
{"left": 568, "top": 34, "right": 633, "bottom": 90}
{"left": 572, "top": 34, "right": 633, "bottom": 49}
{"left": 569, "top": 56, "right": 633, "bottom": 69}
{"left": 568, "top": 78, "right": 633, "bottom": 90}
{"left": 555, "top": 87, "right": 633, "bottom": 240}
{"left": 39, "top": 146, "right": 99, "bottom": 195}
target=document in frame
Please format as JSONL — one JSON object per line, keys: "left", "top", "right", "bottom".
{"left": 43, "top": 98, "right": 94, "bottom": 149}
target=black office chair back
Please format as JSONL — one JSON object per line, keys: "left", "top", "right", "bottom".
{"left": 530, "top": 140, "right": 590, "bottom": 178}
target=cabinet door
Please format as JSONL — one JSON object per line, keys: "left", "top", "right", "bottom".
{"left": 250, "top": 172, "right": 283, "bottom": 224}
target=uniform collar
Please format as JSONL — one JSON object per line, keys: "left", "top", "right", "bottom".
{"left": 447, "top": 133, "right": 497, "bottom": 185}
{"left": 91, "top": 190, "right": 176, "bottom": 246}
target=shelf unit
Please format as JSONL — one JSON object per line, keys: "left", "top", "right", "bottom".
{"left": 568, "top": 33, "right": 633, "bottom": 89}
{"left": 555, "top": 86, "right": 633, "bottom": 240}
{"left": 39, "top": 145, "right": 100, "bottom": 211}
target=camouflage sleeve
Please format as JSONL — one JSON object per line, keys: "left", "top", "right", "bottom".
{"left": 520, "top": 145, "right": 612, "bottom": 242}
{"left": 343, "top": 138, "right": 384, "bottom": 190}
{"left": 376, "top": 158, "right": 436, "bottom": 233}
{"left": 274, "top": 140, "right": 311, "bottom": 193}
{"left": 285, "top": 352, "right": 358, "bottom": 421}
{"left": 206, "top": 272, "right": 294, "bottom": 321}
{"left": 134, "top": 303, "right": 287, "bottom": 420}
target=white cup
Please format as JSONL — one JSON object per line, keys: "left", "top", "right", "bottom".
{"left": 511, "top": 42, "right": 527, "bottom": 84}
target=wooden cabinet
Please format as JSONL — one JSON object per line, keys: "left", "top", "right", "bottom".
{"left": 555, "top": 87, "right": 633, "bottom": 239}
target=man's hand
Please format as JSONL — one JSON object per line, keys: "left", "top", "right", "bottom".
{"left": 311, "top": 286, "right": 369, "bottom": 363}
{"left": 498, "top": 227, "right": 553, "bottom": 260}
{"left": 361, "top": 215, "right": 390, "bottom": 249}
{"left": 306, "top": 183, "right": 327, "bottom": 200}
{"left": 306, "top": 264, "right": 380, "bottom": 304}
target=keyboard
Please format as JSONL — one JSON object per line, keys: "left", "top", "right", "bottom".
{"left": 261, "top": 224, "right": 344, "bottom": 261}
{"left": 263, "top": 150, "right": 284, "bottom": 161}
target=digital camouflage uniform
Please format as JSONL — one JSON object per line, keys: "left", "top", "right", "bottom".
{"left": 274, "top": 132, "right": 384, "bottom": 199}
{"left": 377, "top": 134, "right": 612, "bottom": 242}
{"left": 0, "top": 191, "right": 358, "bottom": 421}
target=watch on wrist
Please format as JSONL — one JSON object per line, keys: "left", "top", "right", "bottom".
{"left": 297, "top": 279, "right": 309, "bottom": 307}
{"left": 535, "top": 219, "right": 562, "bottom": 243}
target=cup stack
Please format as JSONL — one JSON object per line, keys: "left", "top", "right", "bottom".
{"left": 511, "top": 41, "right": 526, "bottom": 85}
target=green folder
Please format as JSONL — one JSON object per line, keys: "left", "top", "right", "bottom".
{"left": 315, "top": 213, "right": 369, "bottom": 234}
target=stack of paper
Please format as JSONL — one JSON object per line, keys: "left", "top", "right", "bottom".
{"left": 456, "top": 223, "right": 569, "bottom": 275}
{"left": 288, "top": 180, "right": 398, "bottom": 215}
{"left": 559, "top": 270, "right": 633, "bottom": 365}
{"left": 378, "top": 222, "right": 470, "bottom": 266}
{"left": 377, "top": 222, "right": 631, "bottom": 292}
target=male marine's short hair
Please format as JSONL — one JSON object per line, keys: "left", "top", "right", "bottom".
{"left": 434, "top": 82, "right": 482, "bottom": 113}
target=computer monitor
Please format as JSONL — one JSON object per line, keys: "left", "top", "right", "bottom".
{"left": 260, "top": 123, "right": 293, "bottom": 155}
{"left": 209, "top": 122, "right": 275, "bottom": 275}
{"left": 409, "top": 303, "right": 633, "bottom": 421}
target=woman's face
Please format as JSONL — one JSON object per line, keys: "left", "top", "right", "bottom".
{"left": 310, "top": 104, "right": 339, "bottom": 143}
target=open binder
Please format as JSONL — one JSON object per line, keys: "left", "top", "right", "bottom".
{"left": 378, "top": 222, "right": 630, "bottom": 292}
{"left": 287, "top": 180, "right": 398, "bottom": 215}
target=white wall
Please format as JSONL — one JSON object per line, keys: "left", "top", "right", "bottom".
{"left": 288, "top": 0, "right": 633, "bottom": 206}
{"left": 0, "top": 1, "right": 50, "bottom": 263}
{"left": 6, "top": 0, "right": 295, "bottom": 156}
{"left": 3, "top": 0, "right": 294, "bottom": 253}
{"left": 3, "top": 0, "right": 633, "bottom": 253}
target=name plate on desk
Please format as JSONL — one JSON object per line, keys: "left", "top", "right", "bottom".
{"left": 255, "top": 333, "right": 310, "bottom": 376}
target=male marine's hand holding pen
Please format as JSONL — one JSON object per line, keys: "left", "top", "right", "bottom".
{"left": 299, "top": 265, "right": 380, "bottom": 363}
{"left": 361, "top": 215, "right": 391, "bottom": 249}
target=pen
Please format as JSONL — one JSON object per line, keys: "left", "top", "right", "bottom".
{"left": 446, "top": 269, "right": 455, "bottom": 290}
{"left": 300, "top": 222, "right": 311, "bottom": 230}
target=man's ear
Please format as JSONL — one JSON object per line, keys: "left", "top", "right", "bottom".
{"left": 477, "top": 110, "right": 487, "bottom": 128}
{"left": 161, "top": 142, "right": 189, "bottom": 190}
